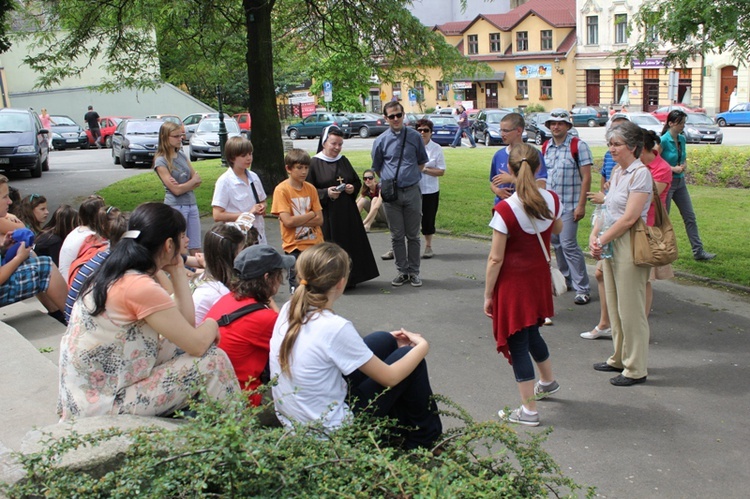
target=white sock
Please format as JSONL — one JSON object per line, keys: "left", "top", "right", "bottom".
{"left": 521, "top": 405, "right": 538, "bottom": 416}
{"left": 539, "top": 380, "right": 554, "bottom": 387}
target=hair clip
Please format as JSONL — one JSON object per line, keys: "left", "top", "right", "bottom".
{"left": 121, "top": 230, "right": 141, "bottom": 239}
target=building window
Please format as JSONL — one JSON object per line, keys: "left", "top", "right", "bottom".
{"left": 516, "top": 31, "right": 528, "bottom": 52}
{"left": 645, "top": 24, "right": 659, "bottom": 43}
{"left": 414, "top": 81, "right": 425, "bottom": 102}
{"left": 615, "top": 14, "right": 628, "bottom": 44}
{"left": 614, "top": 69, "right": 629, "bottom": 105}
{"left": 468, "top": 34, "right": 478, "bottom": 55}
{"left": 436, "top": 81, "right": 447, "bottom": 101}
{"left": 540, "top": 30, "right": 553, "bottom": 51}
{"left": 517, "top": 80, "right": 528, "bottom": 98}
{"left": 586, "top": 16, "right": 598, "bottom": 45}
{"left": 541, "top": 79, "right": 552, "bottom": 98}
{"left": 393, "top": 81, "right": 402, "bottom": 100}
{"left": 490, "top": 32, "right": 501, "bottom": 52}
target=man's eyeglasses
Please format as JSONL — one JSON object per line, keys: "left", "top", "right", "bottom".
{"left": 417, "top": 128, "right": 431, "bottom": 133}
{"left": 386, "top": 112, "right": 404, "bottom": 120}
{"left": 549, "top": 111, "right": 569, "bottom": 119}
{"left": 363, "top": 176, "right": 374, "bottom": 180}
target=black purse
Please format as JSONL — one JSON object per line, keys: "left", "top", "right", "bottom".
{"left": 379, "top": 130, "right": 408, "bottom": 203}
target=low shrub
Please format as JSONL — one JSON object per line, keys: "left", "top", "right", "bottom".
{"left": 2, "top": 391, "right": 594, "bottom": 498}
{"left": 685, "top": 146, "right": 750, "bottom": 188}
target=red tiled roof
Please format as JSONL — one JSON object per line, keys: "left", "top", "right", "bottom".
{"left": 434, "top": 21, "right": 472, "bottom": 36}
{"left": 472, "top": 0, "right": 576, "bottom": 32}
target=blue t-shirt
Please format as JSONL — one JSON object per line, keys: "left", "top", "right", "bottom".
{"left": 371, "top": 127, "right": 428, "bottom": 188}
{"left": 601, "top": 151, "right": 616, "bottom": 182}
{"left": 489, "top": 146, "right": 548, "bottom": 204}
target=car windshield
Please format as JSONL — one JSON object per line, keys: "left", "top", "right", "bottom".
{"left": 485, "top": 113, "right": 506, "bottom": 124}
{"left": 686, "top": 114, "right": 714, "bottom": 125}
{"left": 630, "top": 115, "right": 660, "bottom": 125}
{"left": 51, "top": 116, "right": 77, "bottom": 126}
{"left": 0, "top": 114, "right": 32, "bottom": 132}
{"left": 430, "top": 117, "right": 457, "bottom": 126}
{"left": 197, "top": 119, "right": 240, "bottom": 133}
{"left": 538, "top": 113, "right": 551, "bottom": 123}
{"left": 126, "top": 121, "right": 163, "bottom": 134}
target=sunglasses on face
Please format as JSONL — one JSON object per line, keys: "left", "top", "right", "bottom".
{"left": 363, "top": 176, "right": 374, "bottom": 180}
{"left": 386, "top": 112, "right": 404, "bottom": 120}
{"left": 417, "top": 128, "right": 431, "bottom": 133}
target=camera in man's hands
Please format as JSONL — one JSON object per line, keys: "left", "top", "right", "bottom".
{"left": 334, "top": 184, "right": 346, "bottom": 192}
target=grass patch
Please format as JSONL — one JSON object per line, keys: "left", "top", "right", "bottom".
{"left": 98, "top": 145, "right": 750, "bottom": 288}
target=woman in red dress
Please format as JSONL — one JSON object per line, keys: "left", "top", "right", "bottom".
{"left": 484, "top": 143, "right": 563, "bottom": 426}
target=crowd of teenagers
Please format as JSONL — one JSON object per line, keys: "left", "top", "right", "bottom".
{"left": 0, "top": 105, "right": 713, "bottom": 445}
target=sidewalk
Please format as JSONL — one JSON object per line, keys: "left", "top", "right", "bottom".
{"left": 258, "top": 219, "right": 749, "bottom": 498}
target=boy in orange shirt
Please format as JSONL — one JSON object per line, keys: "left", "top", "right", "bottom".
{"left": 271, "top": 149, "right": 324, "bottom": 293}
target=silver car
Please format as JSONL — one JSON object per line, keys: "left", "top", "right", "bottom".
{"left": 606, "top": 112, "right": 663, "bottom": 134}
{"left": 189, "top": 117, "right": 241, "bottom": 161}
{"left": 684, "top": 113, "right": 723, "bottom": 144}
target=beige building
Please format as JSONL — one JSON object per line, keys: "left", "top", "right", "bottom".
{"left": 379, "top": 0, "right": 577, "bottom": 112}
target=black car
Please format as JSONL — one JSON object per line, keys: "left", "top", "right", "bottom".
{"left": 0, "top": 108, "right": 50, "bottom": 178}
{"left": 111, "top": 118, "right": 162, "bottom": 169}
{"left": 49, "top": 115, "right": 89, "bottom": 150}
{"left": 472, "top": 109, "right": 511, "bottom": 146}
{"left": 524, "top": 112, "right": 579, "bottom": 145}
{"left": 346, "top": 113, "right": 388, "bottom": 138}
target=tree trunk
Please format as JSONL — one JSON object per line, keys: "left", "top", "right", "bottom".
{"left": 244, "top": 0, "right": 285, "bottom": 192}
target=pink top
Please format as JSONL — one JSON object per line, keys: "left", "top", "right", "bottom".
{"left": 646, "top": 152, "right": 672, "bottom": 226}
{"left": 40, "top": 114, "right": 52, "bottom": 129}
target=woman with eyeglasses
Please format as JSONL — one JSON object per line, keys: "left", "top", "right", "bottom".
{"left": 589, "top": 121, "right": 653, "bottom": 387}
{"left": 356, "top": 169, "right": 387, "bottom": 232}
{"left": 154, "top": 121, "right": 203, "bottom": 256}
{"left": 59, "top": 202, "right": 239, "bottom": 420}
{"left": 660, "top": 110, "right": 715, "bottom": 261}
{"left": 415, "top": 119, "right": 445, "bottom": 258}
{"left": 307, "top": 126, "right": 379, "bottom": 288}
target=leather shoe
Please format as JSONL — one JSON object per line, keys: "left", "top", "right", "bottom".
{"left": 593, "top": 361, "right": 623, "bottom": 372}
{"left": 610, "top": 374, "right": 647, "bottom": 386}
{"left": 694, "top": 250, "right": 716, "bottom": 261}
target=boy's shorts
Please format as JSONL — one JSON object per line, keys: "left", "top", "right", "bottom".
{"left": 0, "top": 255, "right": 53, "bottom": 306}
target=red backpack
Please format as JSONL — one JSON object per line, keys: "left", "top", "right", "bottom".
{"left": 67, "top": 235, "right": 109, "bottom": 288}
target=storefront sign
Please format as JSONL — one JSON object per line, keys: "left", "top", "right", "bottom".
{"left": 514, "top": 64, "right": 552, "bottom": 79}
{"left": 452, "top": 81, "right": 473, "bottom": 90}
{"left": 632, "top": 58, "right": 666, "bottom": 68}
{"left": 289, "top": 91, "right": 315, "bottom": 104}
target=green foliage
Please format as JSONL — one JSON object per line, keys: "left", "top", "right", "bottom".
{"left": 524, "top": 103, "right": 546, "bottom": 114}
{"left": 626, "top": 1, "right": 750, "bottom": 66}
{"left": 2, "top": 391, "right": 593, "bottom": 498}
{"left": 685, "top": 146, "right": 750, "bottom": 188}
{"left": 309, "top": 52, "right": 371, "bottom": 112}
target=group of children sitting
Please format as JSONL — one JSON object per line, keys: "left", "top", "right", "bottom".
{"left": 0, "top": 133, "right": 440, "bottom": 451}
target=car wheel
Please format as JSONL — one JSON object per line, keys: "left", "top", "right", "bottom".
{"left": 587, "top": 119, "right": 597, "bottom": 127}
{"left": 113, "top": 147, "right": 120, "bottom": 164}
{"left": 358, "top": 126, "right": 370, "bottom": 138}
{"left": 42, "top": 155, "right": 49, "bottom": 172}
{"left": 535, "top": 133, "right": 543, "bottom": 145}
{"left": 717, "top": 118, "right": 727, "bottom": 127}
{"left": 485, "top": 134, "right": 490, "bottom": 147}
{"left": 81, "top": 141, "right": 90, "bottom": 150}
{"left": 31, "top": 156, "right": 42, "bottom": 178}
{"left": 288, "top": 129, "right": 300, "bottom": 140}
{"left": 105, "top": 135, "right": 113, "bottom": 148}
{"left": 190, "top": 153, "right": 197, "bottom": 162}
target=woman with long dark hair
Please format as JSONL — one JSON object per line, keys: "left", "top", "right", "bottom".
{"left": 58, "top": 202, "right": 239, "bottom": 420}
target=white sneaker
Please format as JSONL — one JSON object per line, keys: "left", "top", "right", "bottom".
{"left": 580, "top": 326, "right": 612, "bottom": 340}
{"left": 498, "top": 406, "right": 540, "bottom": 426}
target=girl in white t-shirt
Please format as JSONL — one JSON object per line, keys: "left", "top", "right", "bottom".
{"left": 269, "top": 243, "right": 442, "bottom": 450}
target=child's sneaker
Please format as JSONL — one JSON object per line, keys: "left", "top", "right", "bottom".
{"left": 498, "top": 406, "right": 540, "bottom": 426}
{"left": 534, "top": 380, "right": 560, "bottom": 398}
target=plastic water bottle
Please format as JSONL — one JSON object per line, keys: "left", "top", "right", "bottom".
{"left": 592, "top": 204, "right": 613, "bottom": 259}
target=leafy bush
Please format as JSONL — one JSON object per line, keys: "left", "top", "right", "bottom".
{"left": 686, "top": 146, "right": 750, "bottom": 188}
{"left": 524, "top": 103, "right": 545, "bottom": 114}
{"left": 2, "top": 392, "right": 593, "bottom": 498}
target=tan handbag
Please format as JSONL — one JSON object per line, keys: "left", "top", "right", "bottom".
{"left": 630, "top": 179, "right": 678, "bottom": 267}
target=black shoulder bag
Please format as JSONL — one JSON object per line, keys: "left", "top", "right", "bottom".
{"left": 379, "top": 130, "right": 408, "bottom": 202}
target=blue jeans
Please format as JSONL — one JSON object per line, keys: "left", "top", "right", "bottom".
{"left": 506, "top": 326, "right": 550, "bottom": 382}
{"left": 347, "top": 331, "right": 443, "bottom": 449}
{"left": 383, "top": 184, "right": 422, "bottom": 275}
{"left": 451, "top": 127, "right": 475, "bottom": 147}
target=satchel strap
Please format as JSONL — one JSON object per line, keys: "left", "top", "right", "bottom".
{"left": 216, "top": 302, "right": 268, "bottom": 327}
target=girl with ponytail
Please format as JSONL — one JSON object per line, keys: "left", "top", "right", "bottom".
{"left": 58, "top": 202, "right": 239, "bottom": 420}
{"left": 269, "top": 242, "right": 442, "bottom": 450}
{"left": 484, "top": 143, "right": 563, "bottom": 427}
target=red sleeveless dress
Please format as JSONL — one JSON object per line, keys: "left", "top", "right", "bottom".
{"left": 491, "top": 193, "right": 558, "bottom": 363}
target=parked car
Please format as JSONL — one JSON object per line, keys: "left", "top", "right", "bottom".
{"left": 86, "top": 116, "right": 129, "bottom": 148}
{"left": 570, "top": 106, "right": 608, "bottom": 127}
{"left": 0, "top": 108, "right": 49, "bottom": 178}
{"left": 111, "top": 118, "right": 162, "bottom": 169}
{"left": 683, "top": 113, "right": 723, "bottom": 144}
{"left": 524, "top": 112, "right": 579, "bottom": 145}
{"left": 285, "top": 112, "right": 350, "bottom": 140}
{"left": 715, "top": 102, "right": 750, "bottom": 127}
{"left": 48, "top": 115, "right": 89, "bottom": 150}
{"left": 423, "top": 114, "right": 458, "bottom": 146}
{"left": 472, "top": 108, "right": 511, "bottom": 146}
{"left": 404, "top": 113, "right": 422, "bottom": 126}
{"left": 182, "top": 112, "right": 220, "bottom": 144}
{"left": 651, "top": 104, "right": 704, "bottom": 123}
{"left": 146, "top": 114, "right": 182, "bottom": 125}
{"left": 189, "top": 117, "right": 242, "bottom": 161}
{"left": 346, "top": 112, "right": 388, "bottom": 138}
{"left": 605, "top": 112, "right": 663, "bottom": 134}
{"left": 233, "top": 112, "right": 252, "bottom": 138}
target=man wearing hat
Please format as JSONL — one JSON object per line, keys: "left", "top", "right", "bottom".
{"left": 542, "top": 108, "right": 593, "bottom": 305}
{"left": 205, "top": 245, "right": 295, "bottom": 410}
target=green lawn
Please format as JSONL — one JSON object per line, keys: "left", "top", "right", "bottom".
{"left": 98, "top": 145, "right": 750, "bottom": 288}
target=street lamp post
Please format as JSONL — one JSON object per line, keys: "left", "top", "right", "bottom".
{"left": 216, "top": 84, "right": 228, "bottom": 167}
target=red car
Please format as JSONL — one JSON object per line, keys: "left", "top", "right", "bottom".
{"left": 86, "top": 116, "right": 130, "bottom": 148}
{"left": 651, "top": 105, "right": 705, "bottom": 123}
{"left": 233, "top": 112, "right": 252, "bottom": 138}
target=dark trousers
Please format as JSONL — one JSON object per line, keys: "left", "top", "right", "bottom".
{"left": 285, "top": 249, "right": 301, "bottom": 291}
{"left": 421, "top": 191, "right": 440, "bottom": 236}
{"left": 506, "top": 325, "right": 550, "bottom": 382}
{"left": 347, "top": 331, "right": 442, "bottom": 449}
